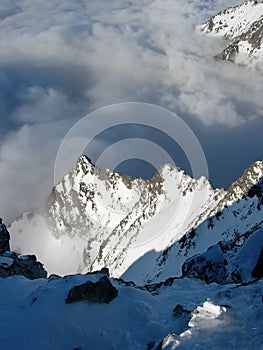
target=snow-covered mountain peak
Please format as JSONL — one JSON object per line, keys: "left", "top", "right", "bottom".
{"left": 220, "top": 159, "right": 263, "bottom": 205}
{"left": 201, "top": 1, "right": 262, "bottom": 39}
{"left": 10, "top": 151, "right": 263, "bottom": 286}
{"left": 4, "top": 143, "right": 263, "bottom": 350}
{"left": 75, "top": 154, "right": 95, "bottom": 177}
{"left": 200, "top": 0, "right": 263, "bottom": 69}
{"left": 11, "top": 155, "right": 225, "bottom": 278}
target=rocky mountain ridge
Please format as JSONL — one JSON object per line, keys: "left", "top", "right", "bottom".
{"left": 45, "top": 155, "right": 224, "bottom": 277}
{"left": 200, "top": 0, "right": 263, "bottom": 69}
{"left": 10, "top": 156, "right": 263, "bottom": 287}
{"left": 145, "top": 160, "right": 263, "bottom": 284}
{"left": 4, "top": 156, "right": 263, "bottom": 350}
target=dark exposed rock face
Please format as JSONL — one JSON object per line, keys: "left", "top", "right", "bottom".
{"left": 182, "top": 226, "right": 263, "bottom": 285}
{"left": 65, "top": 276, "right": 118, "bottom": 304}
{"left": 173, "top": 304, "right": 191, "bottom": 318}
{"left": 0, "top": 252, "right": 47, "bottom": 279}
{"left": 252, "top": 247, "right": 263, "bottom": 279}
{"left": 0, "top": 227, "right": 10, "bottom": 255}
{"left": 182, "top": 245, "right": 227, "bottom": 284}
{"left": 172, "top": 304, "right": 192, "bottom": 334}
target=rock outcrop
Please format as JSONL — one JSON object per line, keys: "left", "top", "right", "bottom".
{"left": 182, "top": 227, "right": 263, "bottom": 284}
{"left": 252, "top": 247, "right": 263, "bottom": 278}
{"left": 65, "top": 275, "right": 118, "bottom": 304}
{"left": 0, "top": 251, "right": 47, "bottom": 279}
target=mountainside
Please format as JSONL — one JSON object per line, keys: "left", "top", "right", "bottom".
{"left": 10, "top": 155, "right": 225, "bottom": 279}
{"left": 200, "top": 0, "right": 263, "bottom": 69}
{"left": 2, "top": 1, "right": 263, "bottom": 348}
{"left": 6, "top": 157, "right": 263, "bottom": 349}
{"left": 10, "top": 157, "right": 263, "bottom": 287}
{"left": 143, "top": 160, "right": 263, "bottom": 284}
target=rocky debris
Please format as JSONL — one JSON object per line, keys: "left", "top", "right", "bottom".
{"left": 65, "top": 276, "right": 118, "bottom": 304}
{"left": 0, "top": 251, "right": 47, "bottom": 279}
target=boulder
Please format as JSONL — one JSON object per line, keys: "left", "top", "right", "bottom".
{"left": 65, "top": 276, "right": 118, "bottom": 304}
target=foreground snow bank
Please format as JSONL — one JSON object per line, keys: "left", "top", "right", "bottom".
{"left": 0, "top": 272, "right": 262, "bottom": 350}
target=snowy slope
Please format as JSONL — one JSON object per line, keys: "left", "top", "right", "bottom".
{"left": 10, "top": 155, "right": 225, "bottom": 278}
{"left": 134, "top": 160, "right": 263, "bottom": 284}
{"left": 0, "top": 271, "right": 262, "bottom": 350}
{"left": 10, "top": 157, "right": 263, "bottom": 286}
{"left": 5, "top": 158, "right": 263, "bottom": 349}
{"left": 200, "top": 0, "right": 263, "bottom": 69}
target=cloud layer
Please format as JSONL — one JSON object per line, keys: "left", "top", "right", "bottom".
{"left": 0, "top": 0, "right": 263, "bottom": 222}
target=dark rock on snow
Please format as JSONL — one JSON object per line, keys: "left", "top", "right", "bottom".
{"left": 0, "top": 251, "right": 47, "bottom": 279}
{"left": 252, "top": 247, "right": 263, "bottom": 279}
{"left": 173, "top": 304, "right": 191, "bottom": 318}
{"left": 66, "top": 276, "right": 118, "bottom": 304}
